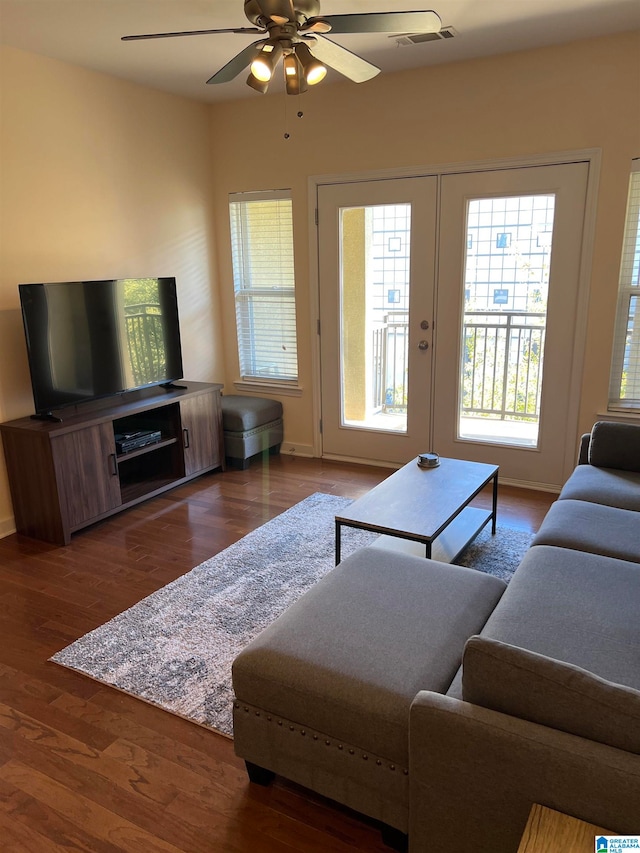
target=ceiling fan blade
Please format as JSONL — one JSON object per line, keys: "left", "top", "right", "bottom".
{"left": 300, "top": 18, "right": 332, "bottom": 34}
{"left": 122, "top": 27, "right": 263, "bottom": 42}
{"left": 206, "top": 41, "right": 264, "bottom": 84}
{"left": 312, "top": 10, "right": 442, "bottom": 35}
{"left": 304, "top": 36, "right": 380, "bottom": 83}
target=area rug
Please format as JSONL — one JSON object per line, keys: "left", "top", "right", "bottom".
{"left": 51, "top": 492, "right": 532, "bottom": 737}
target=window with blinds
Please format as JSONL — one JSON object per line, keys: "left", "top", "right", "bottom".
{"left": 229, "top": 190, "right": 298, "bottom": 383}
{"left": 609, "top": 161, "right": 640, "bottom": 411}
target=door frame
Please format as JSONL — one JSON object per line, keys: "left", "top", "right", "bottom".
{"left": 316, "top": 176, "right": 438, "bottom": 466}
{"left": 308, "top": 148, "right": 601, "bottom": 484}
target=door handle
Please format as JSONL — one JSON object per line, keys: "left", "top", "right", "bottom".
{"left": 183, "top": 428, "right": 190, "bottom": 448}
{"left": 418, "top": 340, "right": 429, "bottom": 350}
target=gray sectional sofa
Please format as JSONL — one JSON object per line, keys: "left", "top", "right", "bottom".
{"left": 231, "top": 421, "right": 640, "bottom": 852}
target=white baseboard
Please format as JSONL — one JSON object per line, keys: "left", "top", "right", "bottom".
{"left": 321, "top": 453, "right": 400, "bottom": 469}
{"left": 0, "top": 516, "right": 16, "bottom": 539}
{"left": 321, "top": 456, "right": 563, "bottom": 489}
{"left": 499, "top": 477, "right": 561, "bottom": 494}
{"left": 281, "top": 442, "right": 315, "bottom": 458}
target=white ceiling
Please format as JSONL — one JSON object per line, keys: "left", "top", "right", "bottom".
{"left": 1, "top": 0, "right": 639, "bottom": 103}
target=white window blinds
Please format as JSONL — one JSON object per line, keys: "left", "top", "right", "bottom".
{"left": 229, "top": 190, "right": 299, "bottom": 383}
{"left": 609, "top": 160, "right": 640, "bottom": 411}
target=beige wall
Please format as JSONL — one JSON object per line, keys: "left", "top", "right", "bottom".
{"left": 0, "top": 46, "right": 223, "bottom": 535}
{"left": 0, "top": 31, "right": 639, "bottom": 536}
{"left": 210, "top": 31, "right": 640, "bottom": 455}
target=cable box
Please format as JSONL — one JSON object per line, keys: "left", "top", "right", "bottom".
{"left": 115, "top": 430, "right": 162, "bottom": 454}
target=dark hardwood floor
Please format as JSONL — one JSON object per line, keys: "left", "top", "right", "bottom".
{"left": 0, "top": 455, "right": 555, "bottom": 852}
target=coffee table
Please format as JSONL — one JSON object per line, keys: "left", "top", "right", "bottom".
{"left": 335, "top": 456, "right": 498, "bottom": 564}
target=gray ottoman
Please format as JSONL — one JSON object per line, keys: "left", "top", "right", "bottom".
{"left": 231, "top": 545, "right": 506, "bottom": 840}
{"left": 221, "top": 394, "right": 283, "bottom": 469}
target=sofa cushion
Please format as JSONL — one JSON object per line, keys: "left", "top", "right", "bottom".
{"left": 477, "top": 545, "right": 640, "bottom": 690}
{"left": 531, "top": 499, "right": 640, "bottom": 563}
{"left": 588, "top": 420, "right": 640, "bottom": 472}
{"left": 558, "top": 464, "right": 640, "bottom": 511}
{"left": 462, "top": 636, "right": 640, "bottom": 754}
{"left": 232, "top": 545, "right": 506, "bottom": 766}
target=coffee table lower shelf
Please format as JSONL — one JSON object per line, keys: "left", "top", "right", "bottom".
{"left": 336, "top": 506, "right": 495, "bottom": 563}
{"left": 370, "top": 506, "right": 494, "bottom": 563}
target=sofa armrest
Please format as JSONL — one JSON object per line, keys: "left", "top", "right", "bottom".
{"left": 577, "top": 432, "right": 591, "bottom": 464}
{"left": 409, "top": 692, "right": 640, "bottom": 853}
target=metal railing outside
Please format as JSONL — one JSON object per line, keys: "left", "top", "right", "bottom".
{"left": 372, "top": 312, "right": 409, "bottom": 412}
{"left": 125, "top": 303, "right": 164, "bottom": 386}
{"left": 371, "top": 310, "right": 546, "bottom": 424}
{"left": 462, "top": 311, "right": 545, "bottom": 422}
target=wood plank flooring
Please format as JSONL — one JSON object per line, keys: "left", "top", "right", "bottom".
{"left": 0, "top": 455, "right": 555, "bottom": 852}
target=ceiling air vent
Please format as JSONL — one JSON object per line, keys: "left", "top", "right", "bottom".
{"left": 394, "top": 27, "right": 457, "bottom": 46}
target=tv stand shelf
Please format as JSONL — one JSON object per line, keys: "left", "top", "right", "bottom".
{"left": 116, "top": 436, "right": 177, "bottom": 463}
{"left": 0, "top": 381, "right": 224, "bottom": 545}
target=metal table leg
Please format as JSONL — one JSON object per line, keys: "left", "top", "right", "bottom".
{"left": 492, "top": 472, "right": 499, "bottom": 534}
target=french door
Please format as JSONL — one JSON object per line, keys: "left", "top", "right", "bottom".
{"left": 317, "top": 161, "right": 590, "bottom": 487}
{"left": 432, "top": 163, "right": 589, "bottom": 486}
{"left": 318, "top": 177, "right": 437, "bottom": 465}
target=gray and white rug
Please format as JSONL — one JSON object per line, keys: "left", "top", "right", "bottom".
{"left": 51, "top": 492, "right": 532, "bottom": 737}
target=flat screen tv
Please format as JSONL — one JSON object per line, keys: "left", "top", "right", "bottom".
{"left": 19, "top": 277, "right": 184, "bottom": 419}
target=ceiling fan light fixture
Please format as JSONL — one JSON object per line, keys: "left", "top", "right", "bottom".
{"left": 250, "top": 39, "right": 282, "bottom": 81}
{"left": 246, "top": 70, "right": 270, "bottom": 93}
{"left": 283, "top": 51, "right": 307, "bottom": 94}
{"left": 295, "top": 41, "right": 327, "bottom": 85}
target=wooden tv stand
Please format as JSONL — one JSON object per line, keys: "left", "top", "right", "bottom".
{"left": 0, "top": 381, "right": 224, "bottom": 545}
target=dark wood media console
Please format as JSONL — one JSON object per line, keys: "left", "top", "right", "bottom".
{"left": 0, "top": 381, "right": 224, "bottom": 545}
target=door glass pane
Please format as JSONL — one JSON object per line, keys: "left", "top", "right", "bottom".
{"left": 339, "top": 204, "right": 410, "bottom": 433}
{"left": 459, "top": 195, "right": 555, "bottom": 447}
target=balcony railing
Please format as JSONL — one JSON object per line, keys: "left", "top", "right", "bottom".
{"left": 373, "top": 312, "right": 409, "bottom": 412}
{"left": 462, "top": 311, "right": 545, "bottom": 422}
{"left": 372, "top": 310, "right": 546, "bottom": 423}
{"left": 125, "top": 304, "right": 165, "bottom": 386}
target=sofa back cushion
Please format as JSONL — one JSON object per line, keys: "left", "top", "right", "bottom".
{"left": 462, "top": 635, "right": 640, "bottom": 754}
{"left": 588, "top": 421, "right": 640, "bottom": 472}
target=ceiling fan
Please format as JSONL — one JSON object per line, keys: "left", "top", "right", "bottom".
{"left": 122, "top": 0, "right": 442, "bottom": 95}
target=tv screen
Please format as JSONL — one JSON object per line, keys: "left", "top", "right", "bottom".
{"left": 19, "top": 277, "right": 184, "bottom": 417}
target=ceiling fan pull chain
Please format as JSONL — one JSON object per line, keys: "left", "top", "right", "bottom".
{"left": 282, "top": 95, "right": 304, "bottom": 139}
{"left": 283, "top": 90, "right": 290, "bottom": 139}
